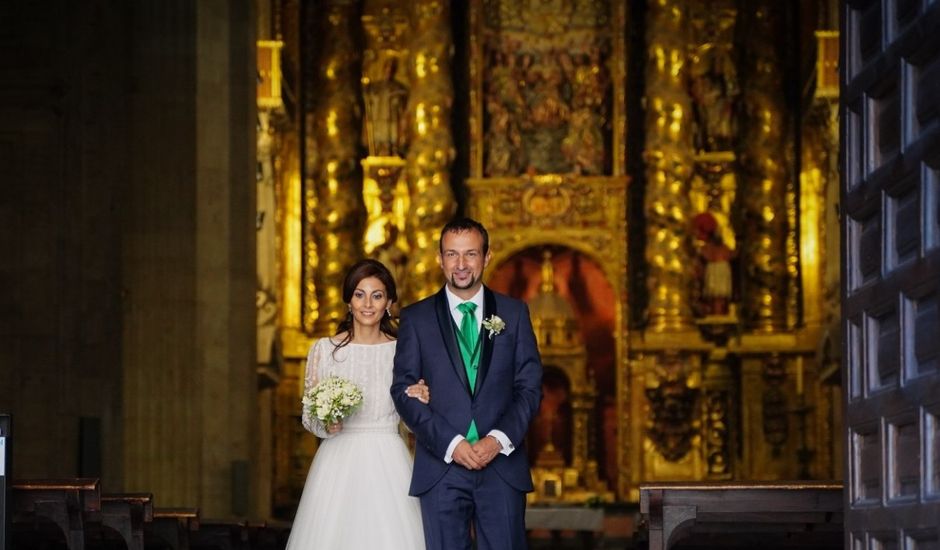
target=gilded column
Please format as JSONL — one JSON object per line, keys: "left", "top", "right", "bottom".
{"left": 643, "top": 0, "right": 695, "bottom": 331}
{"left": 739, "top": 1, "right": 788, "bottom": 331}
{"left": 360, "top": 2, "right": 410, "bottom": 298}
{"left": 307, "top": 0, "right": 364, "bottom": 334}
{"left": 403, "top": 0, "right": 456, "bottom": 304}
{"left": 702, "top": 356, "right": 733, "bottom": 479}
{"left": 570, "top": 391, "right": 595, "bottom": 473}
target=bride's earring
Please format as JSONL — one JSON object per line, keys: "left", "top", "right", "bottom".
{"left": 386, "top": 307, "right": 391, "bottom": 317}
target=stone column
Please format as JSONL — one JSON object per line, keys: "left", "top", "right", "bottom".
{"left": 643, "top": 0, "right": 695, "bottom": 331}
{"left": 307, "top": 0, "right": 364, "bottom": 334}
{"left": 122, "top": 0, "right": 257, "bottom": 517}
{"left": 403, "top": 0, "right": 456, "bottom": 304}
{"left": 739, "top": 1, "right": 788, "bottom": 331}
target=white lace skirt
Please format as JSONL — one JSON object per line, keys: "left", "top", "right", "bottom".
{"left": 285, "top": 427, "right": 425, "bottom": 550}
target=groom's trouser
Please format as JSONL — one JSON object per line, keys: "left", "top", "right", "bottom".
{"left": 419, "top": 464, "right": 527, "bottom": 550}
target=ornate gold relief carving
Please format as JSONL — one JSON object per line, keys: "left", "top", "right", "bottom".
{"left": 469, "top": 175, "right": 628, "bottom": 266}
{"left": 476, "top": 174, "right": 617, "bottom": 232}
{"left": 645, "top": 352, "right": 701, "bottom": 462}
{"left": 471, "top": 0, "right": 625, "bottom": 178}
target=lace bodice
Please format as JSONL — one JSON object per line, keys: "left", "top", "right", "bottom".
{"left": 302, "top": 338, "right": 400, "bottom": 438}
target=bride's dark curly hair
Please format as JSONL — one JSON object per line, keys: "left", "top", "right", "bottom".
{"left": 332, "top": 259, "right": 398, "bottom": 354}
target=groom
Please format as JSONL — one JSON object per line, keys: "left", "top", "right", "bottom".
{"left": 391, "top": 217, "right": 543, "bottom": 550}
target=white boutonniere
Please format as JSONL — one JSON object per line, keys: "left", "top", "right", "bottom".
{"left": 482, "top": 315, "right": 505, "bottom": 339}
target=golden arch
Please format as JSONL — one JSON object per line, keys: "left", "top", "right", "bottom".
{"left": 467, "top": 174, "right": 633, "bottom": 498}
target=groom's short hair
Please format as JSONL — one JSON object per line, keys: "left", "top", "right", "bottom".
{"left": 440, "top": 217, "right": 489, "bottom": 255}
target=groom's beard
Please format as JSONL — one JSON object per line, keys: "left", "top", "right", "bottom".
{"left": 448, "top": 272, "right": 479, "bottom": 290}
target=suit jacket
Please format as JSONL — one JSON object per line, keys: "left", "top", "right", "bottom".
{"left": 391, "top": 286, "right": 543, "bottom": 496}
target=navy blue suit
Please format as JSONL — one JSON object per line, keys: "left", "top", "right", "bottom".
{"left": 391, "top": 286, "right": 542, "bottom": 549}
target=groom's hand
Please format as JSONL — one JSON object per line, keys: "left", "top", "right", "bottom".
{"left": 453, "top": 440, "right": 484, "bottom": 470}
{"left": 471, "top": 435, "right": 502, "bottom": 466}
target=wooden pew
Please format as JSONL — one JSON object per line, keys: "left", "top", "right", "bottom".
{"left": 189, "top": 519, "right": 249, "bottom": 550}
{"left": 147, "top": 508, "right": 199, "bottom": 550}
{"left": 639, "top": 481, "right": 843, "bottom": 549}
{"left": 246, "top": 520, "right": 291, "bottom": 550}
{"left": 12, "top": 478, "right": 101, "bottom": 550}
{"left": 97, "top": 493, "right": 153, "bottom": 550}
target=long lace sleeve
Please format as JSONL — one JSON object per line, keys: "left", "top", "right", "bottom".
{"left": 301, "top": 339, "right": 335, "bottom": 439}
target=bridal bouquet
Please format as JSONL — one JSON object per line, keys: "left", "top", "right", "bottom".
{"left": 303, "top": 375, "right": 364, "bottom": 427}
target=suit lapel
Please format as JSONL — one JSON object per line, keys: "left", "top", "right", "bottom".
{"left": 434, "top": 288, "right": 471, "bottom": 393}
{"left": 476, "top": 287, "right": 498, "bottom": 395}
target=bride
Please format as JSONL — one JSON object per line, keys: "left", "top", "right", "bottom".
{"left": 286, "top": 259, "right": 429, "bottom": 549}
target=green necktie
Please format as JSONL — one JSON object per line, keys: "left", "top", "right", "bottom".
{"left": 456, "top": 301, "right": 481, "bottom": 443}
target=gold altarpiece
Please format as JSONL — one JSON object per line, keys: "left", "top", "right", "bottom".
{"left": 260, "top": 0, "right": 843, "bottom": 513}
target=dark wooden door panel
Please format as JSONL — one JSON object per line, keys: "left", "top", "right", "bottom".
{"left": 843, "top": 0, "right": 940, "bottom": 546}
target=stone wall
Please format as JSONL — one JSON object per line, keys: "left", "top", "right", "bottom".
{"left": 0, "top": 0, "right": 259, "bottom": 517}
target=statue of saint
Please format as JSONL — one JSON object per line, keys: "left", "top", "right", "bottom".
{"left": 692, "top": 212, "right": 735, "bottom": 316}
{"left": 560, "top": 48, "right": 608, "bottom": 175}
{"left": 256, "top": 111, "right": 278, "bottom": 364}
{"left": 363, "top": 58, "right": 409, "bottom": 157}
{"left": 689, "top": 10, "right": 739, "bottom": 152}
{"left": 484, "top": 40, "right": 525, "bottom": 176}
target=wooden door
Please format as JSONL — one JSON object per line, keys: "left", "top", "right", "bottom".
{"left": 843, "top": 0, "right": 940, "bottom": 547}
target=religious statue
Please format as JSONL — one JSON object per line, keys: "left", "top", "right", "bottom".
{"left": 560, "top": 47, "right": 608, "bottom": 175}
{"left": 521, "top": 50, "right": 571, "bottom": 173}
{"left": 524, "top": 51, "right": 569, "bottom": 130}
{"left": 363, "top": 57, "right": 409, "bottom": 157}
{"left": 484, "top": 40, "right": 526, "bottom": 176}
{"left": 485, "top": 98, "right": 524, "bottom": 176}
{"left": 692, "top": 212, "right": 735, "bottom": 316}
{"left": 688, "top": 9, "right": 739, "bottom": 152}
{"left": 256, "top": 111, "right": 278, "bottom": 364}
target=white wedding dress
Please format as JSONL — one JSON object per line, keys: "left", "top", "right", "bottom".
{"left": 286, "top": 338, "right": 425, "bottom": 550}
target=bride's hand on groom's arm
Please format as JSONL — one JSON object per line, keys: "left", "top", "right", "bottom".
{"left": 405, "top": 379, "right": 430, "bottom": 404}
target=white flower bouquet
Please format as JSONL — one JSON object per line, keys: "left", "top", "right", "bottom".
{"left": 303, "top": 375, "right": 364, "bottom": 427}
